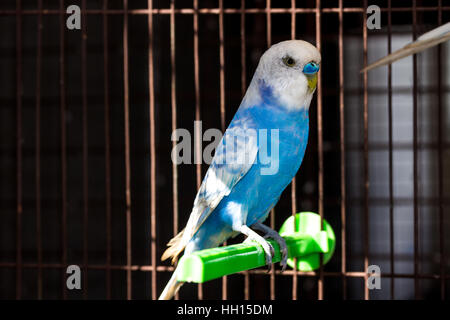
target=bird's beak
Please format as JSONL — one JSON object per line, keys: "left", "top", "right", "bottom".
{"left": 306, "top": 73, "right": 318, "bottom": 92}
{"left": 303, "top": 63, "right": 320, "bottom": 92}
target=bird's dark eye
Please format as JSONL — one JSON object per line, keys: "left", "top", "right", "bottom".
{"left": 282, "top": 56, "right": 296, "bottom": 67}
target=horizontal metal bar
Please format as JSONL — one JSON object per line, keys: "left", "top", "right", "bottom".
{"left": 0, "top": 7, "right": 449, "bottom": 15}
{"left": 0, "top": 262, "right": 447, "bottom": 280}
{"left": 3, "top": 140, "right": 450, "bottom": 158}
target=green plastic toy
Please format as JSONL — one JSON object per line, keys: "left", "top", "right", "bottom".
{"left": 176, "top": 212, "right": 336, "bottom": 283}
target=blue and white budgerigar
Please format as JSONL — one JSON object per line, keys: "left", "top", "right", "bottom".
{"left": 159, "top": 40, "right": 321, "bottom": 300}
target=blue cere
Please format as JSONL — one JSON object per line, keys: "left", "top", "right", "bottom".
{"left": 303, "top": 62, "right": 320, "bottom": 74}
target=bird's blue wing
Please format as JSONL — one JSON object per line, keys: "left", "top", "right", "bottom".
{"left": 181, "top": 111, "right": 259, "bottom": 243}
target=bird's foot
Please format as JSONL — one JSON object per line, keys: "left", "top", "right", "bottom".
{"left": 240, "top": 225, "right": 274, "bottom": 272}
{"left": 251, "top": 222, "right": 288, "bottom": 272}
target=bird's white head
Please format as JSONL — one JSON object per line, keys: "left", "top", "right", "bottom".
{"left": 245, "top": 40, "right": 321, "bottom": 111}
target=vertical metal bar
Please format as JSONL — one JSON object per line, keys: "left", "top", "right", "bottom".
{"left": 218, "top": 0, "right": 228, "bottom": 300}
{"left": 122, "top": 0, "right": 132, "bottom": 300}
{"left": 290, "top": 0, "right": 298, "bottom": 301}
{"left": 170, "top": 0, "right": 180, "bottom": 301}
{"left": 81, "top": 0, "right": 89, "bottom": 300}
{"left": 387, "top": 0, "right": 394, "bottom": 300}
{"left": 266, "top": 0, "right": 271, "bottom": 47}
{"left": 266, "top": 0, "right": 275, "bottom": 301}
{"left": 437, "top": 0, "right": 445, "bottom": 301}
{"left": 15, "top": 0, "right": 22, "bottom": 300}
{"left": 193, "top": 0, "right": 203, "bottom": 300}
{"left": 269, "top": 210, "right": 276, "bottom": 299}
{"left": 103, "top": 0, "right": 112, "bottom": 300}
{"left": 219, "top": 0, "right": 226, "bottom": 132}
{"left": 291, "top": 175, "right": 298, "bottom": 298}
{"left": 240, "top": 0, "right": 249, "bottom": 300}
{"left": 290, "top": 184, "right": 297, "bottom": 218}
{"left": 290, "top": 0, "right": 296, "bottom": 40}
{"left": 362, "top": 0, "right": 369, "bottom": 301}
{"left": 35, "top": 0, "right": 43, "bottom": 300}
{"left": 59, "top": 0, "right": 68, "bottom": 300}
{"left": 147, "top": 0, "right": 157, "bottom": 300}
{"left": 412, "top": 0, "right": 420, "bottom": 300}
{"left": 240, "top": 0, "right": 246, "bottom": 97}
{"left": 338, "top": 0, "right": 347, "bottom": 300}
{"left": 194, "top": 0, "right": 202, "bottom": 190}
{"left": 315, "top": 0, "right": 324, "bottom": 301}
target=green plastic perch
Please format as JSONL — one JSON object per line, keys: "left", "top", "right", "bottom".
{"left": 176, "top": 212, "right": 336, "bottom": 283}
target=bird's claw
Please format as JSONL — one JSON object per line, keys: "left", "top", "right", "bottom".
{"left": 244, "top": 233, "right": 274, "bottom": 271}
{"left": 262, "top": 230, "right": 288, "bottom": 272}
{"left": 280, "top": 247, "right": 288, "bottom": 272}
{"left": 265, "top": 242, "right": 275, "bottom": 272}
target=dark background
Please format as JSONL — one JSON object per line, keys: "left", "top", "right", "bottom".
{"left": 0, "top": 0, "right": 449, "bottom": 299}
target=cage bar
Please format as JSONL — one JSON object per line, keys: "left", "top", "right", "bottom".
{"left": 240, "top": 0, "right": 250, "bottom": 301}
{"left": 362, "top": 0, "right": 369, "bottom": 301}
{"left": 1, "top": 7, "right": 450, "bottom": 16}
{"left": 147, "top": 0, "right": 158, "bottom": 301}
{"left": 15, "top": 0, "right": 22, "bottom": 301}
{"left": 103, "top": 0, "right": 112, "bottom": 301}
{"left": 315, "top": 0, "right": 324, "bottom": 301}
{"left": 218, "top": 0, "right": 228, "bottom": 301}
{"left": 169, "top": 0, "right": 179, "bottom": 301}
{"left": 122, "top": 0, "right": 132, "bottom": 300}
{"left": 291, "top": 0, "right": 298, "bottom": 301}
{"left": 412, "top": 0, "right": 420, "bottom": 300}
{"left": 81, "top": 0, "right": 89, "bottom": 300}
{"left": 437, "top": 0, "right": 446, "bottom": 301}
{"left": 59, "top": 0, "right": 68, "bottom": 301}
{"left": 35, "top": 0, "right": 43, "bottom": 301}
{"left": 387, "top": 0, "right": 395, "bottom": 300}
{"left": 192, "top": 0, "right": 203, "bottom": 300}
{"left": 338, "top": 0, "right": 347, "bottom": 300}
